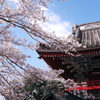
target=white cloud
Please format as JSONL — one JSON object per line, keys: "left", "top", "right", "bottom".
{"left": 42, "top": 8, "right": 72, "bottom": 37}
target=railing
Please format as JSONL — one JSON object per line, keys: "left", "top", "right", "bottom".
{"left": 77, "top": 80, "right": 100, "bottom": 86}
{"left": 67, "top": 80, "right": 100, "bottom": 91}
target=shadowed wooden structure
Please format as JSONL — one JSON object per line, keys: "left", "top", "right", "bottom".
{"left": 36, "top": 21, "right": 100, "bottom": 99}
{"left": 41, "top": 92, "right": 83, "bottom": 100}
{"left": 41, "top": 80, "right": 83, "bottom": 100}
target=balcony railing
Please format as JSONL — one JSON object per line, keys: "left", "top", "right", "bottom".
{"left": 67, "top": 80, "right": 100, "bottom": 91}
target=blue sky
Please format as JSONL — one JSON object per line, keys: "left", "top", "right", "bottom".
{"left": 11, "top": 0, "right": 100, "bottom": 69}
{"left": 49, "top": 0, "right": 100, "bottom": 25}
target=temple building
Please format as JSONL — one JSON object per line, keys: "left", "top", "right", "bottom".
{"left": 36, "top": 21, "right": 100, "bottom": 100}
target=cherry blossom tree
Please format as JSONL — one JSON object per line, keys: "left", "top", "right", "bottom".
{"left": 0, "top": 0, "right": 81, "bottom": 52}
{"left": 0, "top": 0, "right": 94, "bottom": 100}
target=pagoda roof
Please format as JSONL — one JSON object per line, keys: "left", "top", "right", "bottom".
{"left": 36, "top": 21, "right": 100, "bottom": 82}
{"left": 36, "top": 22, "right": 100, "bottom": 98}
{"left": 73, "top": 21, "right": 100, "bottom": 48}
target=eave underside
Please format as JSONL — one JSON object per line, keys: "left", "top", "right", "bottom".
{"left": 37, "top": 48, "right": 100, "bottom": 82}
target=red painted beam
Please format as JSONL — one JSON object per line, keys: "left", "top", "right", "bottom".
{"left": 67, "top": 86, "right": 100, "bottom": 91}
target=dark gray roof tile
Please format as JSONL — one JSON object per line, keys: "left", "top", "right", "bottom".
{"left": 73, "top": 22, "right": 100, "bottom": 48}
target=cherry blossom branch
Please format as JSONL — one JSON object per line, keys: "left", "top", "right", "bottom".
{"left": 5, "top": 59, "right": 25, "bottom": 78}
{"left": 0, "top": 15, "right": 80, "bottom": 53}
{"left": 0, "top": 73, "right": 15, "bottom": 90}
{"left": 3, "top": 54, "right": 45, "bottom": 82}
{"left": 0, "top": 91, "right": 9, "bottom": 100}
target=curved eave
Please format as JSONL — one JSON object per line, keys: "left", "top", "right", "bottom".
{"left": 37, "top": 47, "right": 100, "bottom": 56}
{"left": 36, "top": 48, "right": 100, "bottom": 81}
